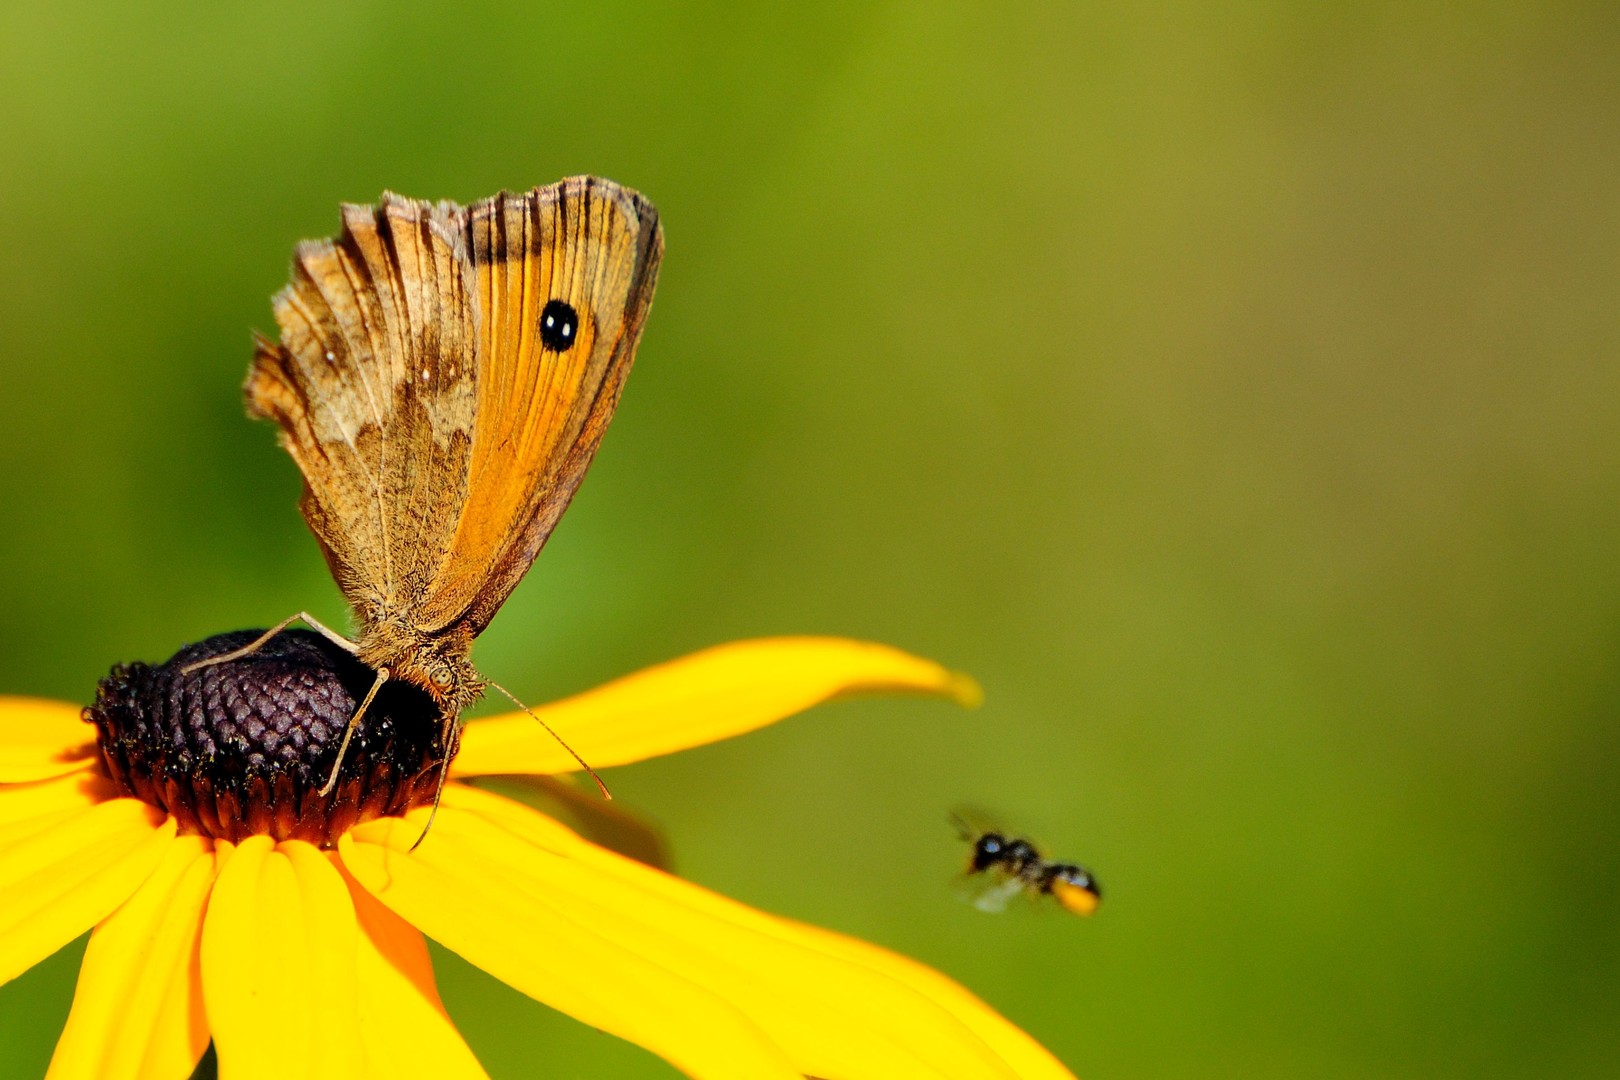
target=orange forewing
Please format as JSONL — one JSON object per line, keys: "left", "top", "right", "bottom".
{"left": 427, "top": 184, "right": 660, "bottom": 635}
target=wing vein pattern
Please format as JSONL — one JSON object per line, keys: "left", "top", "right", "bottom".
{"left": 245, "top": 177, "right": 663, "bottom": 645}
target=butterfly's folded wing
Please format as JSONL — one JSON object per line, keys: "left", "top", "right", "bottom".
{"left": 246, "top": 177, "right": 662, "bottom": 637}
{"left": 246, "top": 193, "right": 479, "bottom": 621}
{"left": 427, "top": 179, "right": 662, "bottom": 635}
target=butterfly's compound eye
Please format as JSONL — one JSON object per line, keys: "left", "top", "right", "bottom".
{"left": 540, "top": 299, "right": 580, "bottom": 352}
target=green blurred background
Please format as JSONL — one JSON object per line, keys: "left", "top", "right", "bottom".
{"left": 3, "top": 3, "right": 1618, "bottom": 1077}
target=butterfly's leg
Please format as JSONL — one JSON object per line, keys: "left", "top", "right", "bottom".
{"left": 318, "top": 666, "right": 390, "bottom": 796}
{"left": 409, "top": 714, "right": 460, "bottom": 851}
{"left": 178, "top": 611, "right": 358, "bottom": 675}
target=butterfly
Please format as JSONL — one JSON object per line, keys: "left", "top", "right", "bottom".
{"left": 195, "top": 177, "right": 663, "bottom": 806}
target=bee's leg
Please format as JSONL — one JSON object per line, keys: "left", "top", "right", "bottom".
{"left": 178, "top": 611, "right": 358, "bottom": 675}
{"left": 317, "top": 666, "right": 390, "bottom": 797}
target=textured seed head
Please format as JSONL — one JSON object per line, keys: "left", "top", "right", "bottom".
{"left": 88, "top": 629, "right": 453, "bottom": 846}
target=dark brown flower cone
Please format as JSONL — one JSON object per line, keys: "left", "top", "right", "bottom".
{"left": 88, "top": 629, "right": 453, "bottom": 846}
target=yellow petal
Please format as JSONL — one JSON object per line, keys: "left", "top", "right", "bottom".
{"left": 334, "top": 861, "right": 489, "bottom": 1079}
{"left": 0, "top": 698, "right": 98, "bottom": 782}
{"left": 341, "top": 815, "right": 801, "bottom": 1080}
{"left": 453, "top": 637, "right": 982, "bottom": 777}
{"left": 0, "top": 771, "right": 118, "bottom": 833}
{"left": 0, "top": 796, "right": 174, "bottom": 988}
{"left": 434, "top": 785, "right": 1061, "bottom": 1080}
{"left": 781, "top": 917, "right": 1079, "bottom": 1080}
{"left": 201, "top": 837, "right": 362, "bottom": 1080}
{"left": 473, "top": 774, "right": 671, "bottom": 869}
{"left": 47, "top": 835, "right": 216, "bottom": 1080}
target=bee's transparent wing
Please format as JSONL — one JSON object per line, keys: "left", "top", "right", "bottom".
{"left": 958, "top": 873, "right": 1026, "bottom": 914}
{"left": 947, "top": 804, "right": 1003, "bottom": 842}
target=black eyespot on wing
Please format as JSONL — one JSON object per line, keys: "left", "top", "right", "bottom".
{"left": 539, "top": 299, "right": 579, "bottom": 352}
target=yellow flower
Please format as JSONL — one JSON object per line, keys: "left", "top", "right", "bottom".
{"left": 0, "top": 630, "right": 1078, "bottom": 1080}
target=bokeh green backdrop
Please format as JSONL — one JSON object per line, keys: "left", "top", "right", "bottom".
{"left": 2, "top": 3, "right": 1617, "bottom": 1077}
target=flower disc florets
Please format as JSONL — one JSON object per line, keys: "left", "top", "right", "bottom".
{"left": 88, "top": 629, "right": 452, "bottom": 845}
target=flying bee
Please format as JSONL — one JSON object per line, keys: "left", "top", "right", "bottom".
{"left": 952, "top": 813, "right": 1102, "bottom": 917}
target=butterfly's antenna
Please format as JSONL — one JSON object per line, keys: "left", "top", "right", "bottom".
{"left": 948, "top": 810, "right": 975, "bottom": 842}
{"left": 319, "top": 666, "right": 390, "bottom": 797}
{"left": 488, "top": 679, "right": 613, "bottom": 801}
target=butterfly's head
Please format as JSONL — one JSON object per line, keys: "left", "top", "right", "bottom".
{"left": 361, "top": 627, "right": 486, "bottom": 717}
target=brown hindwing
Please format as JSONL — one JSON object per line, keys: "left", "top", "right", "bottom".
{"left": 246, "top": 195, "right": 478, "bottom": 627}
